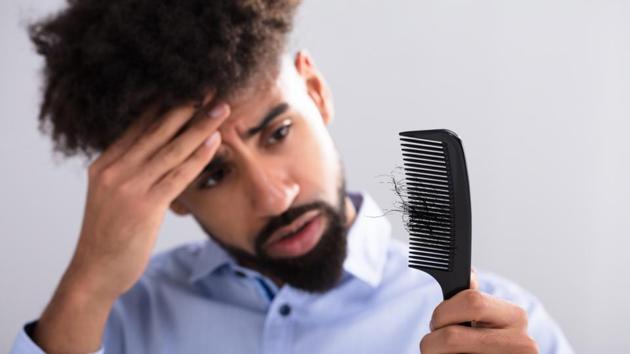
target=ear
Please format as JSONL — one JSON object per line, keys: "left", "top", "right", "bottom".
{"left": 293, "top": 50, "right": 334, "bottom": 126}
{"left": 169, "top": 198, "right": 191, "bottom": 216}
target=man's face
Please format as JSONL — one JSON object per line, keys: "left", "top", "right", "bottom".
{"left": 170, "top": 52, "right": 355, "bottom": 292}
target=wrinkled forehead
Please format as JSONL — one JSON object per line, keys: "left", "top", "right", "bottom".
{"left": 221, "top": 55, "right": 308, "bottom": 130}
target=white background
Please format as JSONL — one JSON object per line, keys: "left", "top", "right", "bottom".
{"left": 2, "top": 0, "right": 629, "bottom": 352}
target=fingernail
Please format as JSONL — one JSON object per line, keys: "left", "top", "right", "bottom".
{"left": 209, "top": 103, "right": 228, "bottom": 119}
{"left": 205, "top": 132, "right": 220, "bottom": 147}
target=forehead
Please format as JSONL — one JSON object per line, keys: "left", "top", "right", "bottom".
{"left": 221, "top": 57, "right": 305, "bottom": 131}
{"left": 223, "top": 83, "right": 280, "bottom": 130}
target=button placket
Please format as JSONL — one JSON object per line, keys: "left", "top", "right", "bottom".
{"left": 261, "top": 289, "right": 300, "bottom": 354}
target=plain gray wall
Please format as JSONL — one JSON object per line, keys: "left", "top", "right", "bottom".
{"left": 2, "top": 0, "right": 628, "bottom": 352}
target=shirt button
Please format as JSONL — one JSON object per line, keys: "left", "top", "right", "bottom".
{"left": 278, "top": 304, "right": 292, "bottom": 317}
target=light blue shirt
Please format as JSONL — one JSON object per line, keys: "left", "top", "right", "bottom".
{"left": 11, "top": 192, "right": 574, "bottom": 354}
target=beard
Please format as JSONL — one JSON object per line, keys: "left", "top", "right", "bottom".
{"left": 203, "top": 179, "right": 350, "bottom": 293}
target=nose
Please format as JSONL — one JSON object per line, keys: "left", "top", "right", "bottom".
{"left": 242, "top": 156, "right": 300, "bottom": 218}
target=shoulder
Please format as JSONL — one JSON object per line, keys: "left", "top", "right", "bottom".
{"left": 475, "top": 270, "right": 542, "bottom": 311}
{"left": 143, "top": 240, "right": 207, "bottom": 280}
{"left": 475, "top": 270, "right": 575, "bottom": 353}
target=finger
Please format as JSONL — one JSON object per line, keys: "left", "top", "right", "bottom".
{"left": 118, "top": 94, "right": 218, "bottom": 170}
{"left": 90, "top": 104, "right": 159, "bottom": 172}
{"left": 430, "top": 289, "right": 528, "bottom": 331}
{"left": 149, "top": 131, "right": 222, "bottom": 204}
{"left": 420, "top": 326, "right": 536, "bottom": 354}
{"left": 420, "top": 325, "right": 481, "bottom": 354}
{"left": 140, "top": 103, "right": 230, "bottom": 184}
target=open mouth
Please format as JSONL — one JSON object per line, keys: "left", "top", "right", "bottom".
{"left": 278, "top": 217, "right": 316, "bottom": 239}
{"left": 264, "top": 211, "right": 325, "bottom": 258}
{"left": 265, "top": 210, "right": 321, "bottom": 247}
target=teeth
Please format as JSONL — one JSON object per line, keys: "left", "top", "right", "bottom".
{"left": 265, "top": 211, "right": 320, "bottom": 247}
{"left": 280, "top": 232, "right": 294, "bottom": 239}
{"left": 280, "top": 230, "right": 295, "bottom": 239}
{"left": 279, "top": 221, "right": 309, "bottom": 240}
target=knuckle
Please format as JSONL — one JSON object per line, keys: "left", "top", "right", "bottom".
{"left": 431, "top": 302, "right": 444, "bottom": 319}
{"left": 97, "top": 167, "right": 118, "bottom": 187}
{"left": 117, "top": 181, "right": 137, "bottom": 197}
{"left": 441, "top": 326, "right": 463, "bottom": 348}
{"left": 430, "top": 304, "right": 443, "bottom": 325}
{"left": 419, "top": 334, "right": 430, "bottom": 353}
{"left": 514, "top": 305, "right": 529, "bottom": 326}
{"left": 466, "top": 290, "right": 487, "bottom": 314}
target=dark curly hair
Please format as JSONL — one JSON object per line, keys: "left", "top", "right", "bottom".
{"left": 28, "top": 0, "right": 302, "bottom": 159}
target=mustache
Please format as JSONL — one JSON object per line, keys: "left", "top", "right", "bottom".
{"left": 255, "top": 201, "right": 328, "bottom": 251}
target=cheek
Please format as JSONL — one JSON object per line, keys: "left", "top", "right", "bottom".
{"left": 290, "top": 125, "right": 340, "bottom": 197}
{"left": 186, "top": 194, "right": 256, "bottom": 253}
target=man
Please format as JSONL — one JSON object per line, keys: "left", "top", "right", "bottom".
{"left": 12, "top": 0, "right": 574, "bottom": 353}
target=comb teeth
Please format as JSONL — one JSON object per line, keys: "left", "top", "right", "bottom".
{"left": 401, "top": 136, "right": 454, "bottom": 271}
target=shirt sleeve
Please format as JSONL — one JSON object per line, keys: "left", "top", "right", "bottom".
{"left": 9, "top": 321, "right": 105, "bottom": 354}
{"left": 478, "top": 271, "right": 576, "bottom": 354}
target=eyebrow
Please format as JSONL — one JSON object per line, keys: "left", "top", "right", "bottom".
{"left": 198, "top": 102, "right": 290, "bottom": 178}
{"left": 245, "top": 102, "right": 289, "bottom": 138}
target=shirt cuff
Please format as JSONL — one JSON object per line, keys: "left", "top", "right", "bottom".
{"left": 10, "top": 321, "right": 105, "bottom": 354}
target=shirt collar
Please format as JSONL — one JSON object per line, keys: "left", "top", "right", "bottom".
{"left": 188, "top": 190, "right": 392, "bottom": 288}
{"left": 188, "top": 235, "right": 234, "bottom": 283}
{"left": 342, "top": 191, "right": 391, "bottom": 287}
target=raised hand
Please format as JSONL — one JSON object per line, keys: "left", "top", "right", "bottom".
{"left": 33, "top": 95, "right": 230, "bottom": 353}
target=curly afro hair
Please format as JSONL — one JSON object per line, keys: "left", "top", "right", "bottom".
{"left": 28, "top": 0, "right": 302, "bottom": 159}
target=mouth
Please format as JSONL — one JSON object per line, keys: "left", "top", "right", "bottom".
{"left": 263, "top": 210, "right": 324, "bottom": 258}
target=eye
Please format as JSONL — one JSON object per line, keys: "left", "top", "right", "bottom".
{"left": 267, "top": 120, "right": 292, "bottom": 145}
{"left": 198, "top": 166, "right": 229, "bottom": 189}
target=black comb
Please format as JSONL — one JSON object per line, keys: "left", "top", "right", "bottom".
{"left": 399, "top": 129, "right": 472, "bottom": 300}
